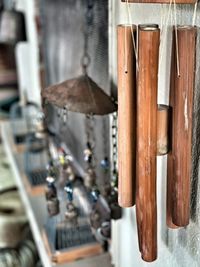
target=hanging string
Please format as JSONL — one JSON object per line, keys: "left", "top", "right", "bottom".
{"left": 173, "top": 0, "right": 180, "bottom": 77}
{"left": 125, "top": 0, "right": 138, "bottom": 71}
{"left": 124, "top": 25, "right": 128, "bottom": 73}
{"left": 159, "top": 0, "right": 173, "bottom": 70}
{"left": 192, "top": 1, "right": 198, "bottom": 27}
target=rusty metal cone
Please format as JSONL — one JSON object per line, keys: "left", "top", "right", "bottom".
{"left": 42, "top": 75, "right": 117, "bottom": 115}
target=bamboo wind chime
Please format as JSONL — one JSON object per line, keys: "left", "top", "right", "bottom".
{"left": 117, "top": 23, "right": 161, "bottom": 262}
{"left": 117, "top": 3, "right": 197, "bottom": 263}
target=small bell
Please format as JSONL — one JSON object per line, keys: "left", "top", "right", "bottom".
{"left": 110, "top": 202, "right": 122, "bottom": 220}
{"left": 90, "top": 210, "right": 101, "bottom": 229}
{"left": 90, "top": 188, "right": 100, "bottom": 203}
{"left": 65, "top": 202, "right": 78, "bottom": 221}
{"left": 84, "top": 168, "right": 96, "bottom": 188}
{"left": 47, "top": 198, "right": 60, "bottom": 217}
{"left": 64, "top": 182, "right": 73, "bottom": 202}
{"left": 101, "top": 183, "right": 112, "bottom": 198}
{"left": 98, "top": 221, "right": 111, "bottom": 240}
{"left": 100, "top": 157, "right": 109, "bottom": 170}
{"left": 0, "top": 4, "right": 26, "bottom": 45}
{"left": 45, "top": 176, "right": 57, "bottom": 200}
{"left": 111, "top": 170, "right": 118, "bottom": 191}
{"left": 84, "top": 143, "right": 92, "bottom": 163}
{"left": 65, "top": 165, "right": 76, "bottom": 181}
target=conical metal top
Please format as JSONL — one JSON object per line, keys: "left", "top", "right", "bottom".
{"left": 42, "top": 75, "right": 117, "bottom": 115}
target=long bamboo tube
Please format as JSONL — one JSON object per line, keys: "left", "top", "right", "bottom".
{"left": 167, "top": 26, "right": 196, "bottom": 227}
{"left": 117, "top": 24, "right": 136, "bottom": 207}
{"left": 136, "top": 24, "right": 160, "bottom": 262}
{"left": 157, "top": 105, "right": 169, "bottom": 156}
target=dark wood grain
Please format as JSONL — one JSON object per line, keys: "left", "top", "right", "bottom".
{"left": 117, "top": 25, "right": 136, "bottom": 207}
{"left": 121, "top": 0, "right": 196, "bottom": 4}
{"left": 167, "top": 26, "right": 197, "bottom": 227}
{"left": 136, "top": 25, "right": 160, "bottom": 262}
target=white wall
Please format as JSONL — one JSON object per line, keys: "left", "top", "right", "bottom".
{"left": 110, "top": 2, "right": 200, "bottom": 267}
{"left": 15, "top": 0, "right": 41, "bottom": 105}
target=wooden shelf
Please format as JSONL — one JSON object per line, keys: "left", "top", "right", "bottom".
{"left": 1, "top": 122, "right": 111, "bottom": 267}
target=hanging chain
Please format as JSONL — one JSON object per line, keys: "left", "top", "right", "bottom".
{"left": 100, "top": 117, "right": 110, "bottom": 177}
{"left": 111, "top": 112, "right": 118, "bottom": 191}
{"left": 81, "top": 0, "right": 94, "bottom": 75}
{"left": 84, "top": 114, "right": 96, "bottom": 170}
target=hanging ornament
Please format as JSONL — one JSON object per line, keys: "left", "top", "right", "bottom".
{"left": 45, "top": 176, "right": 57, "bottom": 200}
{"left": 45, "top": 164, "right": 60, "bottom": 217}
{"left": 100, "top": 157, "right": 109, "bottom": 170}
{"left": 41, "top": 0, "right": 116, "bottom": 116}
{"left": 64, "top": 182, "right": 78, "bottom": 222}
{"left": 0, "top": 0, "right": 26, "bottom": 45}
{"left": 46, "top": 198, "right": 60, "bottom": 217}
{"left": 84, "top": 168, "right": 96, "bottom": 189}
{"left": 84, "top": 142, "right": 93, "bottom": 163}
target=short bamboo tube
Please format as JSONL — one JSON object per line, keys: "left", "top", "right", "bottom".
{"left": 117, "top": 24, "right": 136, "bottom": 207}
{"left": 136, "top": 24, "right": 160, "bottom": 262}
{"left": 157, "top": 105, "right": 169, "bottom": 156}
{"left": 167, "top": 26, "right": 197, "bottom": 227}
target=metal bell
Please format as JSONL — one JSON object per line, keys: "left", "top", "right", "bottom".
{"left": 84, "top": 168, "right": 96, "bottom": 188}
{"left": 90, "top": 210, "right": 101, "bottom": 229}
{"left": 110, "top": 202, "right": 122, "bottom": 220}
{"left": 0, "top": 8, "right": 26, "bottom": 45}
{"left": 45, "top": 177, "right": 57, "bottom": 200}
{"left": 65, "top": 203, "right": 78, "bottom": 220}
{"left": 99, "top": 221, "right": 111, "bottom": 239}
{"left": 100, "top": 157, "right": 109, "bottom": 170}
{"left": 47, "top": 198, "right": 59, "bottom": 217}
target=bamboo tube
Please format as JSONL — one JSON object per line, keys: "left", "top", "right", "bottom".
{"left": 157, "top": 105, "right": 170, "bottom": 156}
{"left": 117, "top": 24, "right": 136, "bottom": 207}
{"left": 136, "top": 24, "right": 160, "bottom": 262}
{"left": 167, "top": 26, "right": 196, "bottom": 227}
{"left": 121, "top": 0, "right": 195, "bottom": 4}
